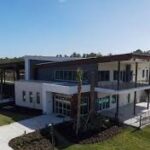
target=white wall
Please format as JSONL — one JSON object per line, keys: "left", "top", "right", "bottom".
{"left": 98, "top": 62, "right": 126, "bottom": 82}
{"left": 98, "top": 61, "right": 150, "bottom": 83}
{"left": 42, "top": 91, "right": 53, "bottom": 114}
{"left": 15, "top": 80, "right": 90, "bottom": 114}
{"left": 15, "top": 81, "right": 43, "bottom": 110}
{"left": 131, "top": 62, "right": 149, "bottom": 82}
{"left": 97, "top": 90, "right": 147, "bottom": 110}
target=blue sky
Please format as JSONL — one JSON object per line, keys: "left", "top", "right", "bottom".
{"left": 0, "top": 0, "right": 150, "bottom": 57}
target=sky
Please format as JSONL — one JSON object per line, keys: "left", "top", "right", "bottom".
{"left": 0, "top": 0, "right": 150, "bottom": 57}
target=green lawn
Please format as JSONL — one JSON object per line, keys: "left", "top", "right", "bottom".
{"left": 0, "top": 111, "right": 31, "bottom": 126}
{"left": 61, "top": 126, "right": 150, "bottom": 150}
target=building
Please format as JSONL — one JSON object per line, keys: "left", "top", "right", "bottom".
{"left": 15, "top": 53, "right": 150, "bottom": 124}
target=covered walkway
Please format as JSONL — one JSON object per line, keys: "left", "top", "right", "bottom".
{"left": 102, "top": 102, "right": 150, "bottom": 127}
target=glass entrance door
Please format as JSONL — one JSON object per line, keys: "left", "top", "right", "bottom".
{"left": 54, "top": 94, "right": 71, "bottom": 116}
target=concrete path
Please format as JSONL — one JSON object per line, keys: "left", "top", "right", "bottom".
{"left": 0, "top": 114, "right": 69, "bottom": 150}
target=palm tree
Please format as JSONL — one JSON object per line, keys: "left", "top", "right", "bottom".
{"left": 76, "top": 68, "right": 83, "bottom": 136}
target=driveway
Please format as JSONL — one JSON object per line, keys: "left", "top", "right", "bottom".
{"left": 0, "top": 114, "right": 70, "bottom": 150}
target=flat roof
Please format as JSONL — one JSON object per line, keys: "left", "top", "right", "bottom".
{"left": 35, "top": 53, "right": 150, "bottom": 69}
{"left": 17, "top": 80, "right": 89, "bottom": 86}
{"left": 0, "top": 58, "right": 24, "bottom": 69}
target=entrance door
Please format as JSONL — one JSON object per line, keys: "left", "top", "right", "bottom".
{"left": 54, "top": 94, "right": 71, "bottom": 116}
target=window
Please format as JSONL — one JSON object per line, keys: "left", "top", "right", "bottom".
{"left": 83, "top": 71, "right": 88, "bottom": 82}
{"left": 113, "top": 71, "right": 118, "bottom": 80}
{"left": 98, "top": 71, "right": 110, "bottom": 81}
{"left": 55, "top": 70, "right": 88, "bottom": 82}
{"left": 22, "top": 91, "right": 26, "bottom": 102}
{"left": 113, "top": 70, "right": 126, "bottom": 81}
{"left": 29, "top": 92, "right": 33, "bottom": 103}
{"left": 55, "top": 100, "right": 71, "bottom": 116}
{"left": 112, "top": 95, "right": 117, "bottom": 104}
{"left": 36, "top": 92, "right": 40, "bottom": 104}
{"left": 146, "top": 70, "right": 149, "bottom": 79}
{"left": 54, "top": 94, "right": 71, "bottom": 116}
{"left": 96, "top": 96, "right": 110, "bottom": 111}
{"left": 80, "top": 96, "right": 89, "bottom": 116}
{"left": 127, "top": 94, "right": 130, "bottom": 103}
{"left": 142, "top": 70, "right": 145, "bottom": 78}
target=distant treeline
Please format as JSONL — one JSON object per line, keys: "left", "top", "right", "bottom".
{"left": 0, "top": 49, "right": 150, "bottom": 62}
{"left": 0, "top": 57, "right": 23, "bottom": 64}
{"left": 56, "top": 52, "right": 102, "bottom": 58}
{"left": 56, "top": 49, "right": 150, "bottom": 58}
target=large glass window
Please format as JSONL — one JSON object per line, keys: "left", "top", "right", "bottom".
{"left": 112, "top": 95, "right": 117, "bottom": 104}
{"left": 113, "top": 70, "right": 128, "bottom": 81}
{"left": 98, "top": 71, "right": 110, "bottom": 81}
{"left": 55, "top": 70, "right": 88, "bottom": 82}
{"left": 96, "top": 96, "right": 110, "bottom": 111}
{"left": 54, "top": 95, "right": 71, "bottom": 116}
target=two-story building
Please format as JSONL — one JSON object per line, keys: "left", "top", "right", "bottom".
{"left": 15, "top": 53, "right": 150, "bottom": 124}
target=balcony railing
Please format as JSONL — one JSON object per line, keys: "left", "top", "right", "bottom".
{"left": 98, "top": 81, "right": 149, "bottom": 91}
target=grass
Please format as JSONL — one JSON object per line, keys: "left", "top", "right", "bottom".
{"left": 0, "top": 110, "right": 31, "bottom": 126}
{"left": 61, "top": 126, "right": 150, "bottom": 150}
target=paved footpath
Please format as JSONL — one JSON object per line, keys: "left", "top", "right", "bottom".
{"left": 0, "top": 114, "right": 66, "bottom": 150}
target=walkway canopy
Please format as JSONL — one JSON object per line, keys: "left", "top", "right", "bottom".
{"left": 0, "top": 58, "right": 25, "bottom": 99}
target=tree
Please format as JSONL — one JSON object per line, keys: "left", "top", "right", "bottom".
{"left": 133, "top": 49, "right": 143, "bottom": 54}
{"left": 56, "top": 54, "right": 62, "bottom": 57}
{"left": 76, "top": 68, "right": 83, "bottom": 136}
{"left": 70, "top": 52, "right": 81, "bottom": 58}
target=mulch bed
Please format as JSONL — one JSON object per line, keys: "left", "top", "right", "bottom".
{"left": 9, "top": 128, "right": 53, "bottom": 150}
{"left": 55, "top": 122, "right": 122, "bottom": 144}
{"left": 79, "top": 126, "right": 122, "bottom": 144}
{"left": 9, "top": 121, "right": 122, "bottom": 149}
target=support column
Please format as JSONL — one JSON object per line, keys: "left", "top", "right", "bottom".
{"left": 0, "top": 69, "right": 4, "bottom": 99}
{"left": 3, "top": 69, "right": 5, "bottom": 84}
{"left": 90, "top": 71, "right": 95, "bottom": 113}
{"left": 133, "top": 62, "right": 138, "bottom": 115}
{"left": 147, "top": 90, "right": 150, "bottom": 109}
{"left": 147, "top": 65, "right": 150, "bottom": 109}
{"left": 115, "top": 61, "right": 120, "bottom": 119}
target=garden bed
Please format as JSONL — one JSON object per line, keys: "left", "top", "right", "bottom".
{"left": 9, "top": 128, "right": 53, "bottom": 150}
{"left": 9, "top": 117, "right": 123, "bottom": 149}
{"left": 55, "top": 121, "right": 122, "bottom": 144}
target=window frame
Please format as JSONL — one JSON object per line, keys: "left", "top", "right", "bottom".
{"left": 36, "top": 92, "right": 40, "bottom": 104}
{"left": 29, "top": 92, "right": 33, "bottom": 103}
{"left": 22, "top": 91, "right": 26, "bottom": 102}
{"left": 98, "top": 71, "right": 110, "bottom": 81}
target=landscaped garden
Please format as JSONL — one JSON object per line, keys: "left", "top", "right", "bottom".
{"left": 62, "top": 126, "right": 150, "bottom": 150}
{"left": 9, "top": 120, "right": 150, "bottom": 150}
